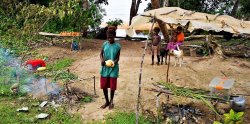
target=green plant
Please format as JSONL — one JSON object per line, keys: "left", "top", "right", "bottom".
{"left": 47, "top": 58, "right": 74, "bottom": 71}
{"left": 82, "top": 96, "right": 92, "bottom": 103}
{"left": 105, "top": 111, "right": 152, "bottom": 124}
{"left": 52, "top": 70, "right": 77, "bottom": 82}
{"left": 0, "top": 50, "right": 31, "bottom": 97}
{"left": 213, "top": 109, "right": 244, "bottom": 124}
{"left": 225, "top": 110, "right": 244, "bottom": 124}
{"left": 106, "top": 18, "right": 123, "bottom": 27}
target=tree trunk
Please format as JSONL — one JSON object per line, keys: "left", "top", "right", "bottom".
{"left": 151, "top": 0, "right": 169, "bottom": 41}
{"left": 230, "top": 0, "right": 239, "bottom": 17}
{"left": 135, "top": 0, "right": 142, "bottom": 15}
{"left": 129, "top": 0, "right": 137, "bottom": 25}
{"left": 129, "top": 0, "right": 141, "bottom": 25}
{"left": 82, "top": 0, "right": 89, "bottom": 37}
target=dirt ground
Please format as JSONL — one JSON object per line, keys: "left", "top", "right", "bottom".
{"left": 38, "top": 39, "right": 250, "bottom": 123}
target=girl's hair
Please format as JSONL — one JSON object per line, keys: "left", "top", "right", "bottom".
{"left": 177, "top": 26, "right": 183, "bottom": 31}
{"left": 154, "top": 27, "right": 160, "bottom": 33}
{"left": 106, "top": 26, "right": 116, "bottom": 38}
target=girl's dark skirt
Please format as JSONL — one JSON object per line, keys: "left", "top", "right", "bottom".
{"left": 100, "top": 76, "right": 117, "bottom": 90}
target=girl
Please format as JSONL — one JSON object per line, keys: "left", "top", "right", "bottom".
{"left": 100, "top": 27, "right": 121, "bottom": 109}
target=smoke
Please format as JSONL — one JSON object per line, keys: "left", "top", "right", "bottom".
{"left": 0, "top": 47, "right": 62, "bottom": 98}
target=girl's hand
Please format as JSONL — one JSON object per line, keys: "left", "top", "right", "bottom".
{"left": 105, "top": 60, "right": 115, "bottom": 67}
{"left": 101, "top": 61, "right": 105, "bottom": 66}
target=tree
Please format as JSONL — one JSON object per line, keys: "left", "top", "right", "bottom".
{"left": 94, "top": 0, "right": 108, "bottom": 5}
{"left": 146, "top": 0, "right": 250, "bottom": 19}
{"left": 0, "top": 0, "right": 105, "bottom": 55}
{"left": 129, "top": 0, "right": 143, "bottom": 25}
{"left": 151, "top": 0, "right": 169, "bottom": 40}
{"left": 238, "top": 0, "right": 250, "bottom": 20}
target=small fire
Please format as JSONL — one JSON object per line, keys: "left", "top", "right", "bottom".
{"left": 0, "top": 47, "right": 62, "bottom": 99}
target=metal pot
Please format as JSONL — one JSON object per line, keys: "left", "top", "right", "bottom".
{"left": 229, "top": 95, "right": 246, "bottom": 112}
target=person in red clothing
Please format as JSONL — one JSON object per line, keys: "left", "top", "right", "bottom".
{"left": 175, "top": 26, "right": 185, "bottom": 48}
{"left": 25, "top": 59, "right": 46, "bottom": 70}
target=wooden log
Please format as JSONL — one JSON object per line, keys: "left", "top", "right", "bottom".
{"left": 185, "top": 35, "right": 223, "bottom": 41}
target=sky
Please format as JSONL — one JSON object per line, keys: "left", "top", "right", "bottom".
{"left": 102, "top": 0, "right": 150, "bottom": 23}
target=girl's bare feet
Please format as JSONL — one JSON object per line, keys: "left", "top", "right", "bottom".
{"left": 109, "top": 103, "right": 114, "bottom": 110}
{"left": 100, "top": 103, "right": 109, "bottom": 109}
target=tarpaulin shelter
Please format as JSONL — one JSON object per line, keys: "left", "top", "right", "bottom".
{"left": 127, "top": 7, "right": 250, "bottom": 37}
{"left": 100, "top": 22, "right": 172, "bottom": 30}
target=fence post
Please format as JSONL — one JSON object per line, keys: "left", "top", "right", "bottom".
{"left": 93, "top": 76, "right": 96, "bottom": 95}
{"left": 156, "top": 92, "right": 162, "bottom": 124}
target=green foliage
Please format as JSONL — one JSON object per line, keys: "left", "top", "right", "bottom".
{"left": 0, "top": 0, "right": 104, "bottom": 55}
{"left": 105, "top": 111, "right": 152, "bottom": 124}
{"left": 239, "top": 0, "right": 250, "bottom": 18}
{"left": 43, "top": 0, "right": 104, "bottom": 33}
{"left": 52, "top": 70, "right": 78, "bottom": 82}
{"left": 47, "top": 58, "right": 74, "bottom": 71}
{"left": 213, "top": 121, "right": 223, "bottom": 124}
{"left": 0, "top": 68, "right": 30, "bottom": 97}
{"left": 145, "top": 0, "right": 250, "bottom": 19}
{"left": 82, "top": 96, "right": 93, "bottom": 103}
{"left": 45, "top": 58, "right": 77, "bottom": 82}
{"left": 213, "top": 109, "right": 244, "bottom": 124}
{"left": 0, "top": 2, "right": 55, "bottom": 55}
{"left": 106, "top": 18, "right": 123, "bottom": 27}
{"left": 0, "top": 50, "right": 31, "bottom": 97}
{"left": 224, "top": 109, "right": 244, "bottom": 124}
{"left": 0, "top": 84, "right": 13, "bottom": 97}
{"left": 0, "top": 98, "right": 82, "bottom": 123}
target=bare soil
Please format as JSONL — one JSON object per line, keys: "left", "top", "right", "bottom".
{"left": 37, "top": 39, "right": 250, "bottom": 123}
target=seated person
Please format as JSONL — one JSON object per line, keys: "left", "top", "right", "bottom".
{"left": 71, "top": 38, "right": 80, "bottom": 51}
{"left": 175, "top": 26, "right": 185, "bottom": 48}
{"left": 166, "top": 32, "right": 177, "bottom": 51}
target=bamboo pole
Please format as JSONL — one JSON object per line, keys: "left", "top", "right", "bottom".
{"left": 136, "top": 17, "right": 156, "bottom": 124}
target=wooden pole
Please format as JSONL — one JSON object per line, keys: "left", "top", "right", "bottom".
{"left": 136, "top": 17, "right": 156, "bottom": 124}
{"left": 44, "top": 74, "right": 47, "bottom": 94}
{"left": 166, "top": 54, "right": 170, "bottom": 83}
{"left": 156, "top": 92, "right": 162, "bottom": 124}
{"left": 93, "top": 76, "right": 96, "bottom": 95}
